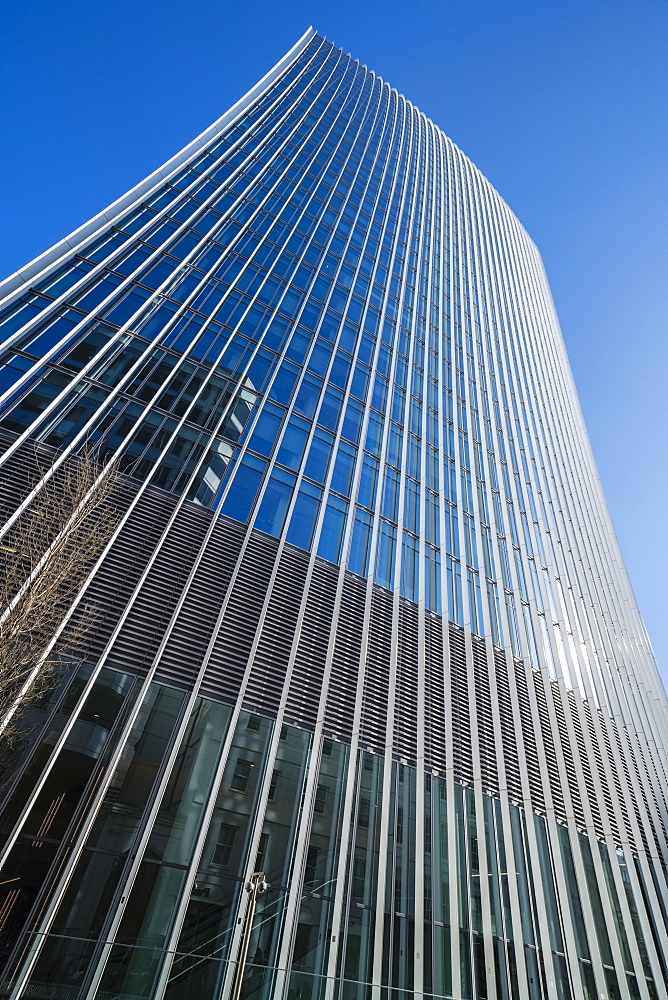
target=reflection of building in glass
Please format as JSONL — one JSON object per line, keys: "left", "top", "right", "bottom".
{"left": 1, "top": 26, "right": 667, "bottom": 1000}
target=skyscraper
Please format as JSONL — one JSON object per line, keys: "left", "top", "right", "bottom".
{"left": 0, "top": 23, "right": 666, "bottom": 1000}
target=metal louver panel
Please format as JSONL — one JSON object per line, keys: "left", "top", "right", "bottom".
{"left": 68, "top": 484, "right": 173, "bottom": 664}
{"left": 323, "top": 573, "right": 367, "bottom": 742}
{"left": 394, "top": 600, "right": 419, "bottom": 764}
{"left": 471, "top": 636, "right": 497, "bottom": 793}
{"left": 450, "top": 623, "right": 473, "bottom": 784}
{"left": 550, "top": 681, "right": 587, "bottom": 830}
{"left": 154, "top": 509, "right": 240, "bottom": 690}
{"left": 201, "top": 530, "right": 279, "bottom": 704}
{"left": 424, "top": 612, "right": 446, "bottom": 773}
{"left": 359, "top": 586, "right": 393, "bottom": 753}
{"left": 514, "top": 660, "right": 545, "bottom": 812}
{"left": 106, "top": 500, "right": 211, "bottom": 675}
{"left": 285, "top": 557, "right": 338, "bottom": 730}
{"left": 243, "top": 544, "right": 309, "bottom": 718}
{"left": 493, "top": 649, "right": 523, "bottom": 802}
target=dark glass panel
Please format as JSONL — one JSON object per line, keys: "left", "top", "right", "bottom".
{"left": 23, "top": 932, "right": 98, "bottom": 999}
{"left": 16, "top": 668, "right": 136, "bottom": 843}
{"left": 86, "top": 684, "right": 185, "bottom": 854}
{"left": 239, "top": 727, "right": 312, "bottom": 990}
{"left": 169, "top": 713, "right": 273, "bottom": 976}
{"left": 145, "top": 699, "right": 232, "bottom": 867}
{"left": 0, "top": 662, "right": 90, "bottom": 833}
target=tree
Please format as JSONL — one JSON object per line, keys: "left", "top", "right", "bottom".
{"left": 0, "top": 446, "right": 120, "bottom": 751}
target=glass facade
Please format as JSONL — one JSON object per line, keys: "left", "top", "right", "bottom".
{"left": 1, "top": 27, "right": 667, "bottom": 1000}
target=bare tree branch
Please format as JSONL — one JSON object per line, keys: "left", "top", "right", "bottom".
{"left": 0, "top": 445, "right": 121, "bottom": 752}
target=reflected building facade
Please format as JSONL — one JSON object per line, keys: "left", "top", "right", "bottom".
{"left": 0, "top": 27, "right": 667, "bottom": 1000}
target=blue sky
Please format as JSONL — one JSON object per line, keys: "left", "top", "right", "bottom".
{"left": 2, "top": 0, "right": 666, "bottom": 681}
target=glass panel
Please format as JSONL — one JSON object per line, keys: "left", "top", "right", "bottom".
{"left": 293, "top": 739, "right": 349, "bottom": 977}
{"left": 254, "top": 468, "right": 296, "bottom": 537}
{"left": 317, "top": 496, "right": 348, "bottom": 565}
{"left": 507, "top": 807, "right": 533, "bottom": 950}
{"left": 0, "top": 669, "right": 137, "bottom": 972}
{"left": 241, "top": 726, "right": 312, "bottom": 983}
{"left": 14, "top": 683, "right": 186, "bottom": 1000}
{"left": 534, "top": 815, "right": 563, "bottom": 953}
{"left": 557, "top": 825, "right": 589, "bottom": 960}
{"left": 0, "top": 662, "right": 93, "bottom": 834}
{"left": 87, "top": 684, "right": 185, "bottom": 853}
{"left": 166, "top": 951, "right": 235, "bottom": 1000}
{"left": 24, "top": 932, "right": 98, "bottom": 999}
{"left": 598, "top": 841, "right": 634, "bottom": 970}
{"left": 97, "top": 863, "right": 188, "bottom": 999}
{"left": 145, "top": 698, "right": 232, "bottom": 866}
{"left": 430, "top": 776, "right": 452, "bottom": 998}
{"left": 342, "top": 751, "right": 384, "bottom": 987}
{"left": 388, "top": 765, "right": 416, "bottom": 992}
{"left": 286, "top": 482, "right": 322, "bottom": 552}
{"left": 579, "top": 834, "right": 614, "bottom": 967}
{"left": 171, "top": 712, "right": 273, "bottom": 969}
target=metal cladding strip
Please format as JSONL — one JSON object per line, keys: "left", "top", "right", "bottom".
{"left": 453, "top": 150, "right": 574, "bottom": 996}
{"left": 0, "top": 454, "right": 121, "bottom": 738}
{"left": 19, "top": 45, "right": 358, "bottom": 548}
{"left": 440, "top": 133, "right": 529, "bottom": 981}
{"left": 262, "top": 70, "right": 397, "bottom": 969}
{"left": 581, "top": 674, "right": 668, "bottom": 981}
{"left": 0, "top": 47, "right": 336, "bottom": 557}
{"left": 0, "top": 27, "right": 666, "bottom": 1000}
{"left": 3, "top": 44, "right": 354, "bottom": 496}
{"left": 453, "top": 138, "right": 507, "bottom": 1000}
{"left": 0, "top": 39, "right": 348, "bottom": 740}
{"left": 472, "top": 160, "right": 644, "bottom": 996}
{"left": 151, "top": 52, "right": 392, "bottom": 1000}
{"left": 459, "top": 157, "right": 529, "bottom": 853}
{"left": 411, "top": 112, "right": 434, "bottom": 997}
{"left": 497, "top": 168, "right": 667, "bottom": 996}
{"left": 474, "top": 105, "right": 664, "bottom": 988}
{"left": 548, "top": 673, "right": 635, "bottom": 996}
{"left": 0, "top": 27, "right": 318, "bottom": 303}
{"left": 472, "top": 160, "right": 604, "bottom": 788}
{"left": 439, "top": 132, "right": 466, "bottom": 994}
{"left": 439, "top": 170, "right": 463, "bottom": 1000}
{"left": 5, "top": 483, "right": 222, "bottom": 995}
{"left": 504, "top": 201, "right": 636, "bottom": 720}
{"left": 368, "top": 101, "right": 422, "bottom": 996}
{"left": 496, "top": 182, "right": 668, "bottom": 876}
{"left": 465, "top": 153, "right": 610, "bottom": 998}
{"left": 321, "top": 89, "right": 416, "bottom": 991}
{"left": 367, "top": 102, "right": 416, "bottom": 990}
{"left": 267, "top": 78, "right": 403, "bottom": 990}
{"left": 528, "top": 217, "right": 664, "bottom": 744}
{"left": 180, "top": 65, "right": 392, "bottom": 1000}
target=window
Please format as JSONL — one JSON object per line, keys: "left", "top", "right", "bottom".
{"left": 212, "top": 823, "right": 237, "bottom": 867}
{"left": 255, "top": 832, "right": 269, "bottom": 872}
{"left": 230, "top": 758, "right": 253, "bottom": 792}
{"left": 304, "top": 846, "right": 319, "bottom": 887}
{"left": 268, "top": 769, "right": 280, "bottom": 800}
{"left": 314, "top": 784, "right": 329, "bottom": 814}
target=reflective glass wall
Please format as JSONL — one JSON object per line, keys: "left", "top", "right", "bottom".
{"left": 1, "top": 27, "right": 667, "bottom": 1000}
